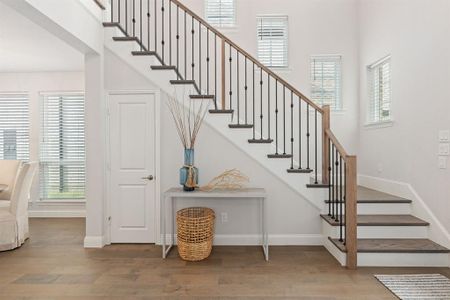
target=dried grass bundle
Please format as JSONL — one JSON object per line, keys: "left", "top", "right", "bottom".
{"left": 200, "top": 169, "right": 250, "bottom": 191}
{"left": 166, "top": 88, "right": 210, "bottom": 149}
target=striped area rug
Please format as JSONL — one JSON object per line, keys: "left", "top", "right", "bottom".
{"left": 375, "top": 274, "right": 450, "bottom": 299}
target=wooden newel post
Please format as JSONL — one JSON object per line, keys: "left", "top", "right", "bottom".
{"left": 322, "top": 105, "right": 330, "bottom": 184}
{"left": 221, "top": 39, "right": 226, "bottom": 110}
{"left": 345, "top": 155, "right": 357, "bottom": 269}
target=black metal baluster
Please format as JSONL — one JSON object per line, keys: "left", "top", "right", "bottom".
{"left": 125, "top": 0, "right": 129, "bottom": 33}
{"left": 139, "top": 0, "right": 143, "bottom": 50}
{"left": 343, "top": 160, "right": 347, "bottom": 245}
{"left": 260, "top": 68, "right": 263, "bottom": 139}
{"left": 298, "top": 99, "right": 302, "bottom": 169}
{"left": 229, "top": 44, "right": 232, "bottom": 110}
{"left": 306, "top": 104, "right": 310, "bottom": 170}
{"left": 267, "top": 73, "right": 271, "bottom": 140}
{"left": 161, "top": 0, "right": 165, "bottom": 63}
{"left": 244, "top": 58, "right": 248, "bottom": 124}
{"left": 132, "top": 0, "right": 136, "bottom": 36}
{"left": 283, "top": 86, "right": 286, "bottom": 155}
{"left": 290, "top": 91, "right": 294, "bottom": 169}
{"left": 331, "top": 144, "right": 335, "bottom": 219}
{"left": 275, "top": 80, "right": 278, "bottom": 154}
{"left": 198, "top": 21, "right": 201, "bottom": 92}
{"left": 206, "top": 28, "right": 210, "bottom": 94}
{"left": 236, "top": 52, "right": 239, "bottom": 124}
{"left": 214, "top": 34, "right": 217, "bottom": 108}
{"left": 111, "top": 0, "right": 114, "bottom": 22}
{"left": 328, "top": 139, "right": 332, "bottom": 216}
{"left": 253, "top": 63, "right": 256, "bottom": 139}
{"left": 314, "top": 110, "right": 318, "bottom": 184}
{"left": 339, "top": 155, "right": 343, "bottom": 242}
{"left": 191, "top": 16, "right": 194, "bottom": 80}
{"left": 335, "top": 147, "right": 339, "bottom": 221}
{"left": 176, "top": 5, "right": 179, "bottom": 78}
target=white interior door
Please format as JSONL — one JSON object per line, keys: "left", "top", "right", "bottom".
{"left": 109, "top": 92, "right": 156, "bottom": 243}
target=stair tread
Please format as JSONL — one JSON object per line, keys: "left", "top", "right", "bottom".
{"left": 151, "top": 65, "right": 176, "bottom": 70}
{"left": 321, "top": 214, "right": 429, "bottom": 226}
{"left": 248, "top": 139, "right": 273, "bottom": 144}
{"left": 170, "top": 80, "right": 196, "bottom": 84}
{"left": 324, "top": 186, "right": 412, "bottom": 203}
{"left": 190, "top": 95, "right": 215, "bottom": 99}
{"left": 209, "top": 109, "right": 234, "bottom": 114}
{"left": 287, "top": 168, "right": 313, "bottom": 174}
{"left": 268, "top": 153, "right": 293, "bottom": 158}
{"left": 229, "top": 124, "right": 253, "bottom": 129}
{"left": 113, "top": 36, "right": 138, "bottom": 41}
{"left": 330, "top": 238, "right": 450, "bottom": 253}
{"left": 131, "top": 51, "right": 157, "bottom": 56}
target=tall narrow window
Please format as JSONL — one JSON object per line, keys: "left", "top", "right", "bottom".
{"left": 310, "top": 55, "right": 342, "bottom": 110}
{"left": 368, "top": 56, "right": 391, "bottom": 123}
{"left": 0, "top": 93, "right": 30, "bottom": 160}
{"left": 205, "top": 0, "right": 235, "bottom": 27}
{"left": 40, "top": 93, "right": 85, "bottom": 200}
{"left": 257, "top": 16, "right": 288, "bottom": 68}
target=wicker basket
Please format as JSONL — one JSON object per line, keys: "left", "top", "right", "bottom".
{"left": 176, "top": 207, "right": 215, "bottom": 261}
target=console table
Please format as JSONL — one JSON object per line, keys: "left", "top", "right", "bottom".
{"left": 161, "top": 188, "right": 268, "bottom": 261}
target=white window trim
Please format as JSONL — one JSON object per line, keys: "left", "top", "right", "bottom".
{"left": 256, "top": 14, "right": 289, "bottom": 69}
{"left": 205, "top": 0, "right": 236, "bottom": 28}
{"left": 310, "top": 54, "right": 343, "bottom": 111}
{"left": 38, "top": 91, "right": 86, "bottom": 202}
{"left": 366, "top": 55, "right": 392, "bottom": 126}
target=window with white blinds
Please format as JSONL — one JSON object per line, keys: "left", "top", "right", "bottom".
{"left": 257, "top": 16, "right": 288, "bottom": 68}
{"left": 40, "top": 93, "right": 85, "bottom": 200}
{"left": 0, "top": 93, "right": 30, "bottom": 160}
{"left": 368, "top": 56, "right": 391, "bottom": 123}
{"left": 310, "top": 55, "right": 342, "bottom": 110}
{"left": 205, "top": 0, "right": 235, "bottom": 27}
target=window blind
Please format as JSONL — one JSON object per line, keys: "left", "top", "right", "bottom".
{"left": 205, "top": 0, "right": 235, "bottom": 27}
{"left": 0, "top": 93, "right": 30, "bottom": 160}
{"left": 40, "top": 93, "right": 85, "bottom": 200}
{"left": 368, "top": 56, "right": 391, "bottom": 123}
{"left": 257, "top": 16, "right": 288, "bottom": 68}
{"left": 310, "top": 56, "right": 342, "bottom": 110}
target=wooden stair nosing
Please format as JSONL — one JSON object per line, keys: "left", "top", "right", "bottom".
{"left": 169, "top": 80, "right": 196, "bottom": 85}
{"left": 306, "top": 183, "right": 328, "bottom": 188}
{"left": 324, "top": 199, "right": 412, "bottom": 204}
{"left": 329, "top": 237, "right": 450, "bottom": 253}
{"left": 151, "top": 65, "right": 177, "bottom": 70}
{"left": 113, "top": 36, "right": 139, "bottom": 42}
{"left": 268, "top": 154, "right": 293, "bottom": 158}
{"left": 131, "top": 51, "right": 157, "bottom": 56}
{"left": 209, "top": 109, "right": 234, "bottom": 114}
{"left": 190, "top": 95, "right": 215, "bottom": 99}
{"left": 320, "top": 214, "right": 429, "bottom": 227}
{"left": 287, "top": 168, "right": 313, "bottom": 174}
{"left": 229, "top": 124, "right": 253, "bottom": 129}
{"left": 248, "top": 139, "right": 273, "bottom": 144}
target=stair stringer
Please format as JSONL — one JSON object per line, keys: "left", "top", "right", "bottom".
{"left": 104, "top": 27, "right": 326, "bottom": 210}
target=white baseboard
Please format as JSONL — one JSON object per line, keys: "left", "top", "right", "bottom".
{"left": 84, "top": 235, "right": 106, "bottom": 248}
{"left": 158, "top": 233, "right": 323, "bottom": 246}
{"left": 358, "top": 174, "right": 450, "bottom": 267}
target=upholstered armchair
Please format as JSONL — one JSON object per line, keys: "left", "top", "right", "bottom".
{"left": 0, "top": 160, "right": 23, "bottom": 209}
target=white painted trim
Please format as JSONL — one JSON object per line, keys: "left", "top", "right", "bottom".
{"left": 158, "top": 234, "right": 323, "bottom": 246}
{"left": 358, "top": 174, "right": 450, "bottom": 267}
{"left": 105, "top": 89, "right": 161, "bottom": 245}
{"left": 84, "top": 235, "right": 106, "bottom": 248}
{"left": 358, "top": 252, "right": 449, "bottom": 267}
{"left": 29, "top": 210, "right": 86, "bottom": 218}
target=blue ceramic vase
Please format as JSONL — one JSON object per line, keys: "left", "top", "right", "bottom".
{"left": 179, "top": 148, "right": 198, "bottom": 191}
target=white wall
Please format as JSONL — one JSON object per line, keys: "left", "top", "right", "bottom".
{"left": 180, "top": 0, "right": 359, "bottom": 154}
{"left": 358, "top": 0, "right": 450, "bottom": 232}
{"left": 0, "top": 72, "right": 85, "bottom": 211}
{"left": 105, "top": 50, "right": 322, "bottom": 242}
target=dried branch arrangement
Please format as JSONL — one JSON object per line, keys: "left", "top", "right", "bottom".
{"left": 200, "top": 169, "right": 250, "bottom": 191}
{"left": 166, "top": 89, "right": 210, "bottom": 149}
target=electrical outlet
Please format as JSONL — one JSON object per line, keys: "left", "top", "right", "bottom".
{"left": 438, "top": 143, "right": 450, "bottom": 156}
{"left": 439, "top": 130, "right": 450, "bottom": 142}
{"left": 438, "top": 157, "right": 447, "bottom": 169}
{"left": 221, "top": 212, "right": 228, "bottom": 223}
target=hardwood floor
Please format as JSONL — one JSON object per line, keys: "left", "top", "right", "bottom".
{"left": 0, "top": 218, "right": 448, "bottom": 299}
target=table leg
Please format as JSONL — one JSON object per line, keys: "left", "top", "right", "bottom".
{"left": 262, "top": 196, "right": 269, "bottom": 261}
{"left": 162, "top": 195, "right": 166, "bottom": 258}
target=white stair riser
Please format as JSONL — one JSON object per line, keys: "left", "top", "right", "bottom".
{"left": 358, "top": 252, "right": 449, "bottom": 267}
{"left": 323, "top": 220, "right": 428, "bottom": 239}
{"left": 322, "top": 203, "right": 412, "bottom": 215}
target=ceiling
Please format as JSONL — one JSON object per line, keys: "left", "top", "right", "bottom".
{"left": 0, "top": 2, "right": 84, "bottom": 72}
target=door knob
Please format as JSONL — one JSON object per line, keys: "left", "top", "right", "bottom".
{"left": 141, "top": 175, "right": 154, "bottom": 181}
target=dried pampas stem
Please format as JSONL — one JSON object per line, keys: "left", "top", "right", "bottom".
{"left": 200, "top": 169, "right": 249, "bottom": 191}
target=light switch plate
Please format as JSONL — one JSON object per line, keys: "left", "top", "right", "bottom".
{"left": 438, "top": 157, "right": 447, "bottom": 169}
{"left": 438, "top": 143, "right": 450, "bottom": 156}
{"left": 439, "top": 130, "right": 450, "bottom": 142}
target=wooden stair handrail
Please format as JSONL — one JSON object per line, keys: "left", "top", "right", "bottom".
{"left": 168, "top": 0, "right": 323, "bottom": 113}
{"left": 325, "top": 128, "right": 348, "bottom": 158}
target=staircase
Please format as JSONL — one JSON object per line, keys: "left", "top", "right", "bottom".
{"left": 100, "top": 0, "right": 449, "bottom": 268}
